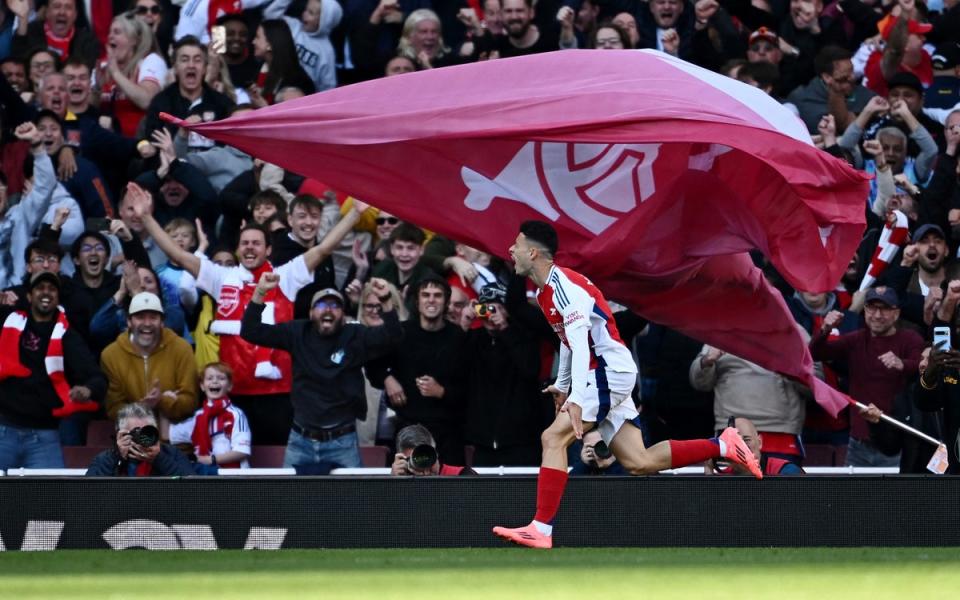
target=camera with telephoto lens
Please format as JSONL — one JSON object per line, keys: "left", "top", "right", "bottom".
{"left": 474, "top": 303, "right": 497, "bottom": 319}
{"left": 407, "top": 444, "right": 438, "bottom": 472}
{"left": 129, "top": 425, "right": 160, "bottom": 447}
{"left": 593, "top": 440, "right": 612, "bottom": 460}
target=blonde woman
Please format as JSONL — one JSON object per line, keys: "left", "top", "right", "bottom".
{"left": 397, "top": 9, "right": 454, "bottom": 70}
{"left": 356, "top": 278, "right": 406, "bottom": 446}
{"left": 98, "top": 12, "right": 168, "bottom": 136}
{"left": 205, "top": 52, "right": 251, "bottom": 105}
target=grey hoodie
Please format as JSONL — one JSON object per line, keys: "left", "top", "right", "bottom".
{"left": 264, "top": 0, "right": 342, "bottom": 92}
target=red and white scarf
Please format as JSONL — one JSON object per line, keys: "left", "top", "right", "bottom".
{"left": 0, "top": 310, "right": 97, "bottom": 417}
{"left": 209, "top": 261, "right": 283, "bottom": 380}
{"left": 192, "top": 397, "right": 240, "bottom": 468}
{"left": 43, "top": 22, "right": 75, "bottom": 58}
{"left": 859, "top": 209, "right": 910, "bottom": 291}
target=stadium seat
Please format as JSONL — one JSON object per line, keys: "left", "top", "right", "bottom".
{"left": 359, "top": 445, "right": 390, "bottom": 468}
{"left": 803, "top": 444, "right": 837, "bottom": 466}
{"left": 250, "top": 446, "right": 287, "bottom": 468}
{"left": 63, "top": 446, "right": 109, "bottom": 469}
{"left": 86, "top": 420, "right": 116, "bottom": 447}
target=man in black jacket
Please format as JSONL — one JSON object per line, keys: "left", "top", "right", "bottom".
{"left": 0, "top": 271, "right": 105, "bottom": 469}
{"left": 367, "top": 275, "right": 468, "bottom": 465}
{"left": 86, "top": 402, "right": 194, "bottom": 476}
{"left": 241, "top": 274, "right": 402, "bottom": 469}
{"left": 464, "top": 282, "right": 550, "bottom": 467}
{"left": 140, "top": 36, "right": 235, "bottom": 141}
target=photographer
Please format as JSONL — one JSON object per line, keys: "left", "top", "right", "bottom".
{"left": 390, "top": 424, "right": 475, "bottom": 476}
{"left": 569, "top": 429, "right": 625, "bottom": 476}
{"left": 464, "top": 281, "right": 550, "bottom": 466}
{"left": 86, "top": 403, "right": 195, "bottom": 476}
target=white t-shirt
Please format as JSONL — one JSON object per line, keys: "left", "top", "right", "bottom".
{"left": 170, "top": 403, "right": 252, "bottom": 469}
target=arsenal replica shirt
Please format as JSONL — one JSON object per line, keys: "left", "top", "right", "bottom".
{"left": 537, "top": 265, "right": 637, "bottom": 406}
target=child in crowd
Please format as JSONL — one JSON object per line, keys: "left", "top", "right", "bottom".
{"left": 170, "top": 362, "right": 252, "bottom": 470}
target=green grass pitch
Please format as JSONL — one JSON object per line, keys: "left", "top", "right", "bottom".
{"left": 0, "top": 548, "right": 958, "bottom": 599}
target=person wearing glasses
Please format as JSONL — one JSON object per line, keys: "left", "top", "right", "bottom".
{"left": 241, "top": 274, "right": 402, "bottom": 470}
{"left": 812, "top": 286, "right": 925, "bottom": 467}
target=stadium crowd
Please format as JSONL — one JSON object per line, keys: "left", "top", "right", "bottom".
{"left": 0, "top": 0, "right": 958, "bottom": 476}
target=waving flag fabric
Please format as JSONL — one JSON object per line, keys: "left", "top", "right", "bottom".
{"left": 167, "top": 49, "right": 870, "bottom": 416}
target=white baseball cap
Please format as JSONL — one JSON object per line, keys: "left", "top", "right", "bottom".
{"left": 129, "top": 292, "right": 164, "bottom": 315}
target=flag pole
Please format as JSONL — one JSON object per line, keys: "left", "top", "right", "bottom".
{"left": 848, "top": 399, "right": 942, "bottom": 446}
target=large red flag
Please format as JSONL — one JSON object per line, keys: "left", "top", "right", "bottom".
{"left": 167, "top": 50, "right": 869, "bottom": 416}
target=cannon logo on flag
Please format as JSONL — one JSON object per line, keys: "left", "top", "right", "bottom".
{"left": 461, "top": 142, "right": 660, "bottom": 235}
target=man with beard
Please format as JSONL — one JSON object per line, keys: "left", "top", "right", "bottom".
{"left": 217, "top": 14, "right": 260, "bottom": 90}
{"left": 881, "top": 224, "right": 957, "bottom": 328}
{"left": 814, "top": 286, "right": 924, "bottom": 467}
{"left": 241, "top": 275, "right": 402, "bottom": 469}
{"left": 367, "top": 275, "right": 469, "bottom": 465}
{"left": 493, "top": 221, "right": 759, "bottom": 549}
{"left": 100, "top": 292, "right": 198, "bottom": 433}
{"left": 126, "top": 184, "right": 368, "bottom": 444}
{"left": 492, "top": 0, "right": 560, "bottom": 58}
{"left": 141, "top": 37, "right": 235, "bottom": 142}
{"left": 0, "top": 271, "right": 105, "bottom": 469}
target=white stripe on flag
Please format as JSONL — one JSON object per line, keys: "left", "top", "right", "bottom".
{"left": 645, "top": 50, "right": 811, "bottom": 144}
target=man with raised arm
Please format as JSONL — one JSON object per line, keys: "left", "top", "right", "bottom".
{"left": 493, "top": 221, "right": 761, "bottom": 549}
{"left": 123, "top": 183, "right": 367, "bottom": 444}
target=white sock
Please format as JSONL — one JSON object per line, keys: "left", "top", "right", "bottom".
{"left": 717, "top": 438, "right": 727, "bottom": 456}
{"left": 532, "top": 520, "right": 552, "bottom": 536}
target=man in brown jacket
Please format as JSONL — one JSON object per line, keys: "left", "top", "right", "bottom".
{"left": 99, "top": 292, "right": 198, "bottom": 437}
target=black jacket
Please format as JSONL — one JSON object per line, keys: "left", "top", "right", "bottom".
{"left": 914, "top": 375, "right": 960, "bottom": 474}
{"left": 86, "top": 444, "right": 196, "bottom": 476}
{"left": 0, "top": 308, "right": 106, "bottom": 429}
{"left": 367, "top": 319, "right": 468, "bottom": 429}
{"left": 241, "top": 303, "right": 403, "bottom": 429}
{"left": 141, "top": 83, "right": 235, "bottom": 139}
{"left": 463, "top": 323, "right": 548, "bottom": 450}
{"left": 12, "top": 21, "right": 100, "bottom": 68}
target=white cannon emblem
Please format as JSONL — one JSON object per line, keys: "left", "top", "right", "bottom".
{"left": 461, "top": 142, "right": 661, "bottom": 235}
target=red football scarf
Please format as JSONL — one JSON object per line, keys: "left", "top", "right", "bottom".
{"left": 0, "top": 310, "right": 97, "bottom": 417}
{"left": 43, "top": 22, "right": 75, "bottom": 58}
{"left": 192, "top": 397, "right": 240, "bottom": 468}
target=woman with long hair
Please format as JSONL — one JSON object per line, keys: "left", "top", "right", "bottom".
{"left": 98, "top": 11, "right": 168, "bottom": 136}
{"left": 249, "top": 19, "right": 316, "bottom": 107}
{"left": 396, "top": 9, "right": 453, "bottom": 70}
